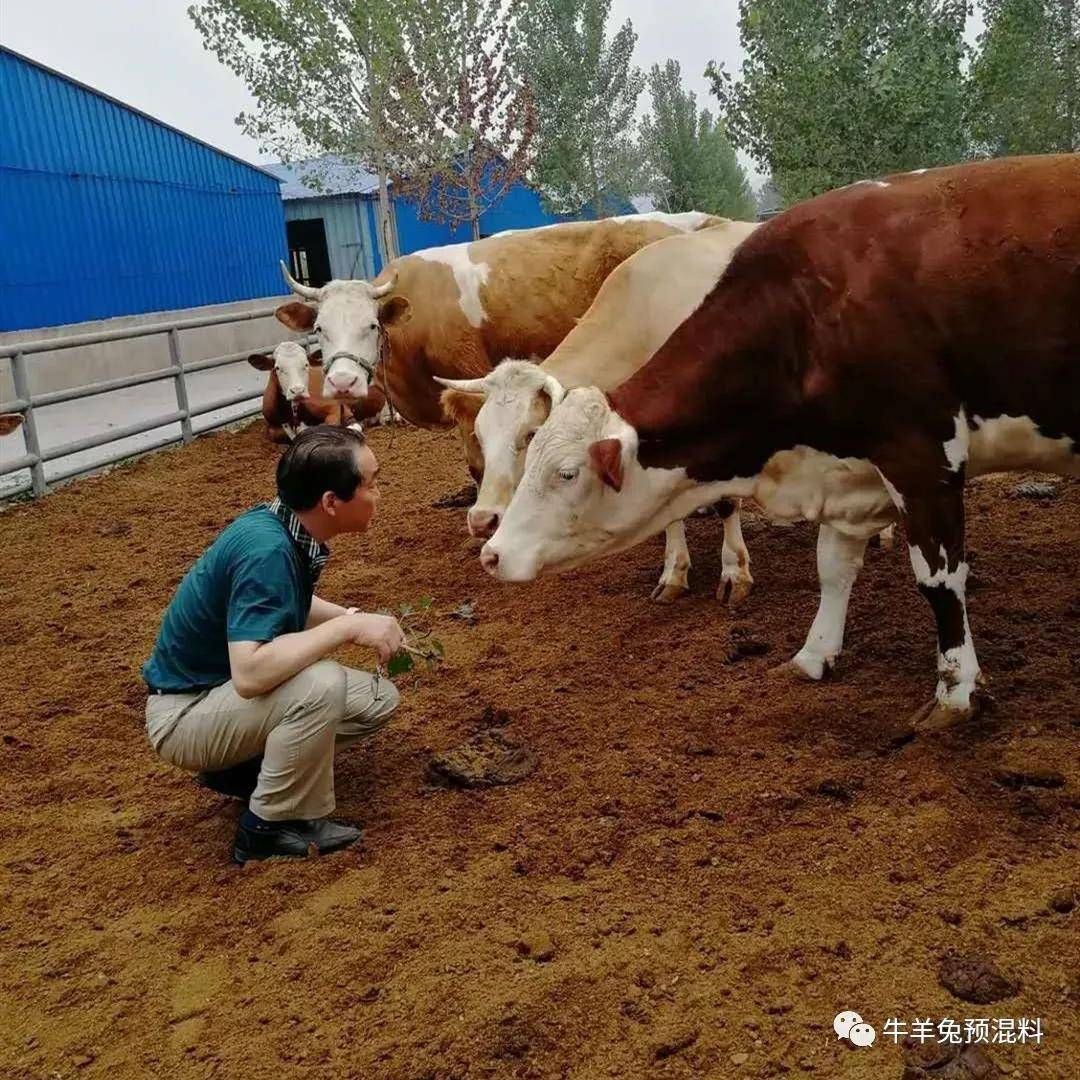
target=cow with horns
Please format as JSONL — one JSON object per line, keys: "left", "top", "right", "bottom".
{"left": 480, "top": 155, "right": 1080, "bottom": 732}
{"left": 273, "top": 214, "right": 730, "bottom": 454}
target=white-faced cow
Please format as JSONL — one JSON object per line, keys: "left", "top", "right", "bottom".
{"left": 273, "top": 213, "right": 729, "bottom": 443}
{"left": 436, "top": 221, "right": 760, "bottom": 604}
{"left": 481, "top": 155, "right": 1080, "bottom": 732}
{"left": 247, "top": 342, "right": 386, "bottom": 444}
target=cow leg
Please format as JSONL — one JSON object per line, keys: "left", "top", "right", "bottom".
{"left": 873, "top": 524, "right": 896, "bottom": 551}
{"left": 785, "top": 524, "right": 868, "bottom": 680}
{"left": 716, "top": 498, "right": 754, "bottom": 609}
{"left": 879, "top": 457, "right": 982, "bottom": 731}
{"left": 651, "top": 520, "right": 691, "bottom": 602}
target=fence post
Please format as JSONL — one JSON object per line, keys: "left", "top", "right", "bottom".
{"left": 10, "top": 351, "right": 46, "bottom": 497}
{"left": 168, "top": 328, "right": 194, "bottom": 443}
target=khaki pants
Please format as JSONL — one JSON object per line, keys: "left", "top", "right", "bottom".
{"left": 145, "top": 660, "right": 399, "bottom": 821}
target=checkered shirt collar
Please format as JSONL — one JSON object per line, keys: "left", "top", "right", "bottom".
{"left": 266, "top": 497, "right": 330, "bottom": 582}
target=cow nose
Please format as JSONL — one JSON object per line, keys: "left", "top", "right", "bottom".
{"left": 468, "top": 509, "right": 499, "bottom": 538}
{"left": 329, "top": 374, "right": 360, "bottom": 396}
{"left": 480, "top": 545, "right": 499, "bottom": 574}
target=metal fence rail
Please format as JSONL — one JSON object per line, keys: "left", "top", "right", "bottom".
{"left": 0, "top": 304, "right": 296, "bottom": 499}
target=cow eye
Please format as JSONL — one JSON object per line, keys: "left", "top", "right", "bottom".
{"left": 558, "top": 467, "right": 579, "bottom": 483}
{"left": 525, "top": 430, "right": 536, "bottom": 444}
{"left": 369, "top": 322, "right": 378, "bottom": 330}
{"left": 314, "top": 323, "right": 323, "bottom": 334}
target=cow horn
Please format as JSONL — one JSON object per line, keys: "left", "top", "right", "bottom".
{"left": 371, "top": 270, "right": 398, "bottom": 299}
{"left": 433, "top": 374, "right": 491, "bottom": 394}
{"left": 542, "top": 374, "right": 566, "bottom": 407}
{"left": 280, "top": 259, "right": 320, "bottom": 300}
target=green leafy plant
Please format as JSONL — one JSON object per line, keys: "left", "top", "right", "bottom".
{"left": 380, "top": 596, "right": 446, "bottom": 677}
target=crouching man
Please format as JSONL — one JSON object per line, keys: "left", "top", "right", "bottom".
{"left": 142, "top": 426, "right": 405, "bottom": 863}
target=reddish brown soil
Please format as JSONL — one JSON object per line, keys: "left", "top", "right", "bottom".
{"left": 1, "top": 423, "right": 1077, "bottom": 1080}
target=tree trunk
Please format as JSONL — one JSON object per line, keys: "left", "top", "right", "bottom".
{"left": 376, "top": 161, "right": 398, "bottom": 265}
{"left": 588, "top": 144, "right": 603, "bottom": 220}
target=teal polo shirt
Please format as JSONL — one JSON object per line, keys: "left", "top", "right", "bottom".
{"left": 142, "top": 506, "right": 317, "bottom": 693}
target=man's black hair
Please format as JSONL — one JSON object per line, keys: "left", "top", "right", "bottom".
{"left": 276, "top": 426, "right": 367, "bottom": 511}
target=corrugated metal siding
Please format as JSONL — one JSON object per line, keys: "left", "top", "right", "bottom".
{"left": 283, "top": 196, "right": 374, "bottom": 281}
{"left": 0, "top": 49, "right": 288, "bottom": 331}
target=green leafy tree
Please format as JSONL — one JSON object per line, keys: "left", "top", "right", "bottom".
{"left": 387, "top": 0, "right": 536, "bottom": 241}
{"left": 968, "top": 0, "right": 1080, "bottom": 155}
{"left": 518, "top": 0, "right": 646, "bottom": 216}
{"left": 190, "top": 1, "right": 413, "bottom": 260}
{"left": 707, "top": 1, "right": 971, "bottom": 204}
{"left": 639, "top": 60, "right": 756, "bottom": 218}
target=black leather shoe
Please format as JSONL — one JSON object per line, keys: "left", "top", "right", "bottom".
{"left": 196, "top": 756, "right": 262, "bottom": 801}
{"left": 232, "top": 817, "right": 362, "bottom": 864}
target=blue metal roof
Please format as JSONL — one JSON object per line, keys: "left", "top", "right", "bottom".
{"left": 264, "top": 155, "right": 383, "bottom": 200}
{"left": 0, "top": 47, "right": 288, "bottom": 331}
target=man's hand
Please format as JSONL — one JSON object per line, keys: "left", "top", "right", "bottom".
{"left": 341, "top": 612, "right": 406, "bottom": 664}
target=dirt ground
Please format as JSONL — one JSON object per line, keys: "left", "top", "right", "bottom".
{"left": 0, "top": 422, "right": 1076, "bottom": 1080}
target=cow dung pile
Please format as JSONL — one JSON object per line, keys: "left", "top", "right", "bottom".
{"left": 0, "top": 421, "right": 1076, "bottom": 1078}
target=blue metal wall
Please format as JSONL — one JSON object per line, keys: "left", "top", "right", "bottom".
{"left": 385, "top": 179, "right": 574, "bottom": 275}
{"left": 0, "top": 49, "right": 288, "bottom": 332}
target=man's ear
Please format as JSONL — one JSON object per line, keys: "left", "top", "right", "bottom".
{"left": 275, "top": 301, "right": 317, "bottom": 332}
{"left": 588, "top": 438, "right": 624, "bottom": 491}
{"left": 379, "top": 295, "right": 412, "bottom": 327}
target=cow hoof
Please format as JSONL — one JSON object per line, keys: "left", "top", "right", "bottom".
{"left": 909, "top": 688, "right": 993, "bottom": 734}
{"left": 768, "top": 659, "right": 820, "bottom": 683}
{"left": 718, "top": 575, "right": 753, "bottom": 610}
{"left": 650, "top": 581, "right": 689, "bottom": 603}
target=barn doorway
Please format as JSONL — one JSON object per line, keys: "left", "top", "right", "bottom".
{"left": 286, "top": 218, "right": 332, "bottom": 287}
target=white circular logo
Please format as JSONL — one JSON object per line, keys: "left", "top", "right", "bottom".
{"left": 833, "top": 1011, "right": 862, "bottom": 1039}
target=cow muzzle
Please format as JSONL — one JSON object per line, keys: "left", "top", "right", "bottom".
{"left": 467, "top": 508, "right": 500, "bottom": 539}
{"left": 479, "top": 541, "right": 538, "bottom": 583}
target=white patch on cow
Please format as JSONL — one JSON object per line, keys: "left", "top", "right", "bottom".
{"left": 606, "top": 210, "right": 714, "bottom": 232}
{"left": 658, "top": 520, "right": 691, "bottom": 593}
{"left": 412, "top": 243, "right": 490, "bottom": 326}
{"left": 908, "top": 546, "right": 980, "bottom": 709}
{"left": 791, "top": 525, "right": 868, "bottom": 680}
{"left": 719, "top": 504, "right": 753, "bottom": 597}
{"left": 943, "top": 408, "right": 970, "bottom": 472}
{"left": 909, "top": 168, "right": 928, "bottom": 175}
{"left": 968, "top": 414, "right": 1078, "bottom": 477}
{"left": 850, "top": 179, "right": 891, "bottom": 189}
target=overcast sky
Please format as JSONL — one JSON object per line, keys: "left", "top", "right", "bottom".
{"left": 5, "top": 1, "right": 981, "bottom": 187}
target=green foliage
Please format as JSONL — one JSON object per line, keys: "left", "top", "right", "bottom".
{"left": 968, "top": 0, "right": 1080, "bottom": 155}
{"left": 517, "top": 0, "right": 647, "bottom": 215}
{"left": 639, "top": 60, "right": 756, "bottom": 219}
{"left": 378, "top": 596, "right": 446, "bottom": 678}
{"left": 384, "top": 0, "right": 536, "bottom": 239}
{"left": 707, "top": 1, "right": 971, "bottom": 205}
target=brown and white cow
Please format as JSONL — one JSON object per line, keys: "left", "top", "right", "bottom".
{"left": 248, "top": 342, "right": 386, "bottom": 444}
{"left": 273, "top": 213, "right": 729, "bottom": 439}
{"left": 437, "top": 221, "right": 760, "bottom": 603}
{"left": 480, "top": 155, "right": 1080, "bottom": 731}
{"left": 0, "top": 413, "right": 24, "bottom": 437}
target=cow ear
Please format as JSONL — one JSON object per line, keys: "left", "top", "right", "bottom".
{"left": 275, "top": 301, "right": 317, "bottom": 332}
{"left": 379, "top": 295, "right": 412, "bottom": 327}
{"left": 588, "top": 438, "right": 624, "bottom": 492}
{"left": 308, "top": 349, "right": 324, "bottom": 367}
{"left": 0, "top": 413, "right": 24, "bottom": 437}
{"left": 247, "top": 352, "right": 275, "bottom": 371}
{"left": 440, "top": 388, "right": 484, "bottom": 425}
